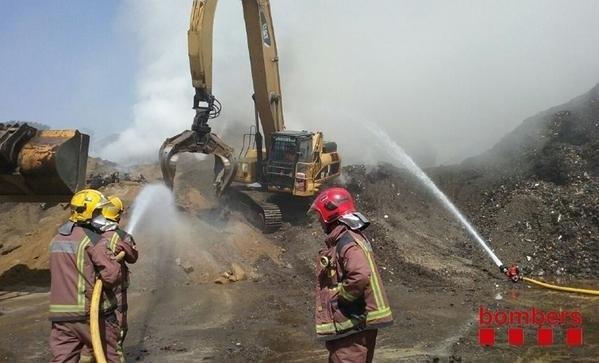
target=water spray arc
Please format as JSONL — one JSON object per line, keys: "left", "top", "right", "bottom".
{"left": 369, "top": 125, "right": 505, "bottom": 270}
{"left": 125, "top": 184, "right": 175, "bottom": 235}
{"left": 370, "top": 125, "right": 599, "bottom": 296}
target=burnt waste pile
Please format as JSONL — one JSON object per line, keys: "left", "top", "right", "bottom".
{"left": 341, "top": 83, "right": 599, "bottom": 281}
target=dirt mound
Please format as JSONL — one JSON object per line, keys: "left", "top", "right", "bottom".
{"left": 339, "top": 165, "right": 483, "bottom": 283}
{"left": 431, "top": 83, "right": 599, "bottom": 279}
{"left": 0, "top": 202, "right": 69, "bottom": 289}
{"left": 465, "top": 82, "right": 599, "bottom": 180}
{"left": 0, "top": 158, "right": 154, "bottom": 288}
{"left": 337, "top": 162, "right": 598, "bottom": 281}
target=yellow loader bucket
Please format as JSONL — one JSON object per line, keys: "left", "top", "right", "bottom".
{"left": 0, "top": 124, "right": 89, "bottom": 202}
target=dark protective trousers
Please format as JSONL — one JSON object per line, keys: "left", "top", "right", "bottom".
{"left": 325, "top": 329, "right": 378, "bottom": 363}
{"left": 79, "top": 309, "right": 127, "bottom": 363}
{"left": 50, "top": 318, "right": 121, "bottom": 363}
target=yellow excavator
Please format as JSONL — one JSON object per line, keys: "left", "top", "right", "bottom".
{"left": 0, "top": 123, "right": 89, "bottom": 202}
{"left": 159, "top": 0, "right": 341, "bottom": 232}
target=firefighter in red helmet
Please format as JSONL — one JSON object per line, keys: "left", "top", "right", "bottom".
{"left": 308, "top": 187, "right": 393, "bottom": 363}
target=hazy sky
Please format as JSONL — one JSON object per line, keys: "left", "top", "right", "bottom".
{"left": 2, "top": 0, "right": 599, "bottom": 165}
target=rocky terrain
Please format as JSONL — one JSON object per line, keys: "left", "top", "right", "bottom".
{"left": 435, "top": 83, "right": 599, "bottom": 279}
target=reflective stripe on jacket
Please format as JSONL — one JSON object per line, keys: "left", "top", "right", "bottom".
{"left": 315, "top": 225, "right": 393, "bottom": 340}
{"left": 103, "top": 228, "right": 137, "bottom": 325}
{"left": 49, "top": 223, "right": 121, "bottom": 322}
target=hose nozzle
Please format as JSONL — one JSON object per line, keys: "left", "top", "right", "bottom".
{"left": 500, "top": 264, "right": 520, "bottom": 282}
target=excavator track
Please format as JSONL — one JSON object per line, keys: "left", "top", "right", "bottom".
{"left": 226, "top": 188, "right": 282, "bottom": 233}
{"left": 259, "top": 202, "right": 282, "bottom": 233}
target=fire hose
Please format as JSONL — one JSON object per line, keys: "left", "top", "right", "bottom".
{"left": 476, "top": 243, "right": 599, "bottom": 296}
{"left": 90, "top": 251, "right": 125, "bottom": 363}
{"left": 520, "top": 276, "right": 599, "bottom": 296}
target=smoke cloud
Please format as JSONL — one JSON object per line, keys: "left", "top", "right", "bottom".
{"left": 98, "top": 1, "right": 192, "bottom": 163}
{"left": 101, "top": 0, "right": 599, "bottom": 166}
{"left": 99, "top": 0, "right": 253, "bottom": 164}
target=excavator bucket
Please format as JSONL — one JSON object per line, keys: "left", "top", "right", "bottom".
{"left": 0, "top": 123, "right": 89, "bottom": 202}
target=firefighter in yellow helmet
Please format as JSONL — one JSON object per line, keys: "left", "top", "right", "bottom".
{"left": 103, "top": 196, "right": 124, "bottom": 223}
{"left": 68, "top": 189, "right": 109, "bottom": 222}
{"left": 82, "top": 195, "right": 138, "bottom": 363}
{"left": 49, "top": 189, "right": 123, "bottom": 362}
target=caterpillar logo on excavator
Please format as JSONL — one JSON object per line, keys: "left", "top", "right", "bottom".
{"left": 159, "top": 0, "right": 341, "bottom": 232}
{"left": 259, "top": 9, "right": 272, "bottom": 47}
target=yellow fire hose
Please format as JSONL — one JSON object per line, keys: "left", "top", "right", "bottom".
{"left": 90, "top": 251, "right": 125, "bottom": 363}
{"left": 521, "top": 276, "right": 599, "bottom": 296}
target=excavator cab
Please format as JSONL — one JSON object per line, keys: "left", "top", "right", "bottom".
{"left": 233, "top": 129, "right": 340, "bottom": 197}
{"left": 266, "top": 131, "right": 340, "bottom": 196}
{"left": 266, "top": 131, "right": 312, "bottom": 191}
{"left": 0, "top": 123, "right": 89, "bottom": 202}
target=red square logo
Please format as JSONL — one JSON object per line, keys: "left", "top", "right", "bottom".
{"left": 537, "top": 327, "right": 553, "bottom": 346}
{"left": 508, "top": 327, "right": 524, "bottom": 346}
{"left": 566, "top": 328, "right": 583, "bottom": 347}
{"left": 479, "top": 328, "right": 495, "bottom": 346}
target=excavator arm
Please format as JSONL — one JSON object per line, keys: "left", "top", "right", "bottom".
{"left": 159, "top": 0, "right": 285, "bottom": 194}
{"left": 242, "top": 0, "right": 285, "bottom": 153}
{"left": 159, "top": 0, "right": 236, "bottom": 194}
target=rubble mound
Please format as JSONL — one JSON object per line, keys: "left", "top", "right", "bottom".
{"left": 472, "top": 178, "right": 598, "bottom": 278}
{"left": 335, "top": 84, "right": 599, "bottom": 280}
{"left": 466, "top": 82, "right": 599, "bottom": 181}
{"left": 464, "top": 84, "right": 599, "bottom": 278}
{"left": 438, "top": 83, "right": 599, "bottom": 279}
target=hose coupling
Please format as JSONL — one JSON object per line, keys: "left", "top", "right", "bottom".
{"left": 500, "top": 264, "right": 520, "bottom": 282}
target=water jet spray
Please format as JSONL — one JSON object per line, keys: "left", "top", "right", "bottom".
{"left": 369, "top": 125, "right": 508, "bottom": 272}
{"left": 369, "top": 125, "right": 599, "bottom": 295}
{"left": 125, "top": 183, "right": 176, "bottom": 235}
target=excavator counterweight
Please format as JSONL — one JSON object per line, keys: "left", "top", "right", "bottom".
{"left": 0, "top": 123, "right": 89, "bottom": 202}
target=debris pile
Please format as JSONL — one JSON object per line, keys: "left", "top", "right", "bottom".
{"left": 85, "top": 157, "right": 150, "bottom": 189}
{"left": 87, "top": 171, "right": 148, "bottom": 189}
{"left": 175, "top": 258, "right": 194, "bottom": 274}
{"left": 340, "top": 83, "right": 599, "bottom": 280}
{"left": 466, "top": 84, "right": 599, "bottom": 278}
{"left": 214, "top": 263, "right": 247, "bottom": 284}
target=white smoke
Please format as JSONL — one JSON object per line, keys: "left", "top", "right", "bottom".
{"left": 100, "top": 0, "right": 599, "bottom": 166}
{"left": 99, "top": 0, "right": 254, "bottom": 164}
{"left": 99, "top": 0, "right": 193, "bottom": 164}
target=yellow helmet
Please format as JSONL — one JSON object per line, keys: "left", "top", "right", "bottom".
{"left": 102, "top": 196, "right": 124, "bottom": 222}
{"left": 69, "top": 189, "right": 111, "bottom": 223}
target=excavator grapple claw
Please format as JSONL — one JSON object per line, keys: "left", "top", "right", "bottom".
{"left": 159, "top": 130, "right": 197, "bottom": 189}
{"left": 159, "top": 129, "right": 237, "bottom": 196}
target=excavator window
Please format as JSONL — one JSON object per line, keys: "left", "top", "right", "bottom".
{"left": 270, "top": 135, "right": 297, "bottom": 164}
{"left": 297, "top": 139, "right": 312, "bottom": 162}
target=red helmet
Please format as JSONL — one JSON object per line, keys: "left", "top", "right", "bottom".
{"left": 308, "top": 187, "right": 357, "bottom": 223}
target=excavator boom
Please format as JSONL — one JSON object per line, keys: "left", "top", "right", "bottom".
{"left": 160, "top": 0, "right": 286, "bottom": 192}
{"left": 159, "top": 0, "right": 237, "bottom": 194}
{"left": 241, "top": 0, "right": 285, "bottom": 153}
{"left": 188, "top": 0, "right": 217, "bottom": 94}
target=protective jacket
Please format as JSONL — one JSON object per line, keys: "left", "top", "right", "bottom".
{"left": 49, "top": 222, "right": 121, "bottom": 322}
{"left": 315, "top": 225, "right": 393, "bottom": 340}
{"left": 103, "top": 227, "right": 138, "bottom": 330}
